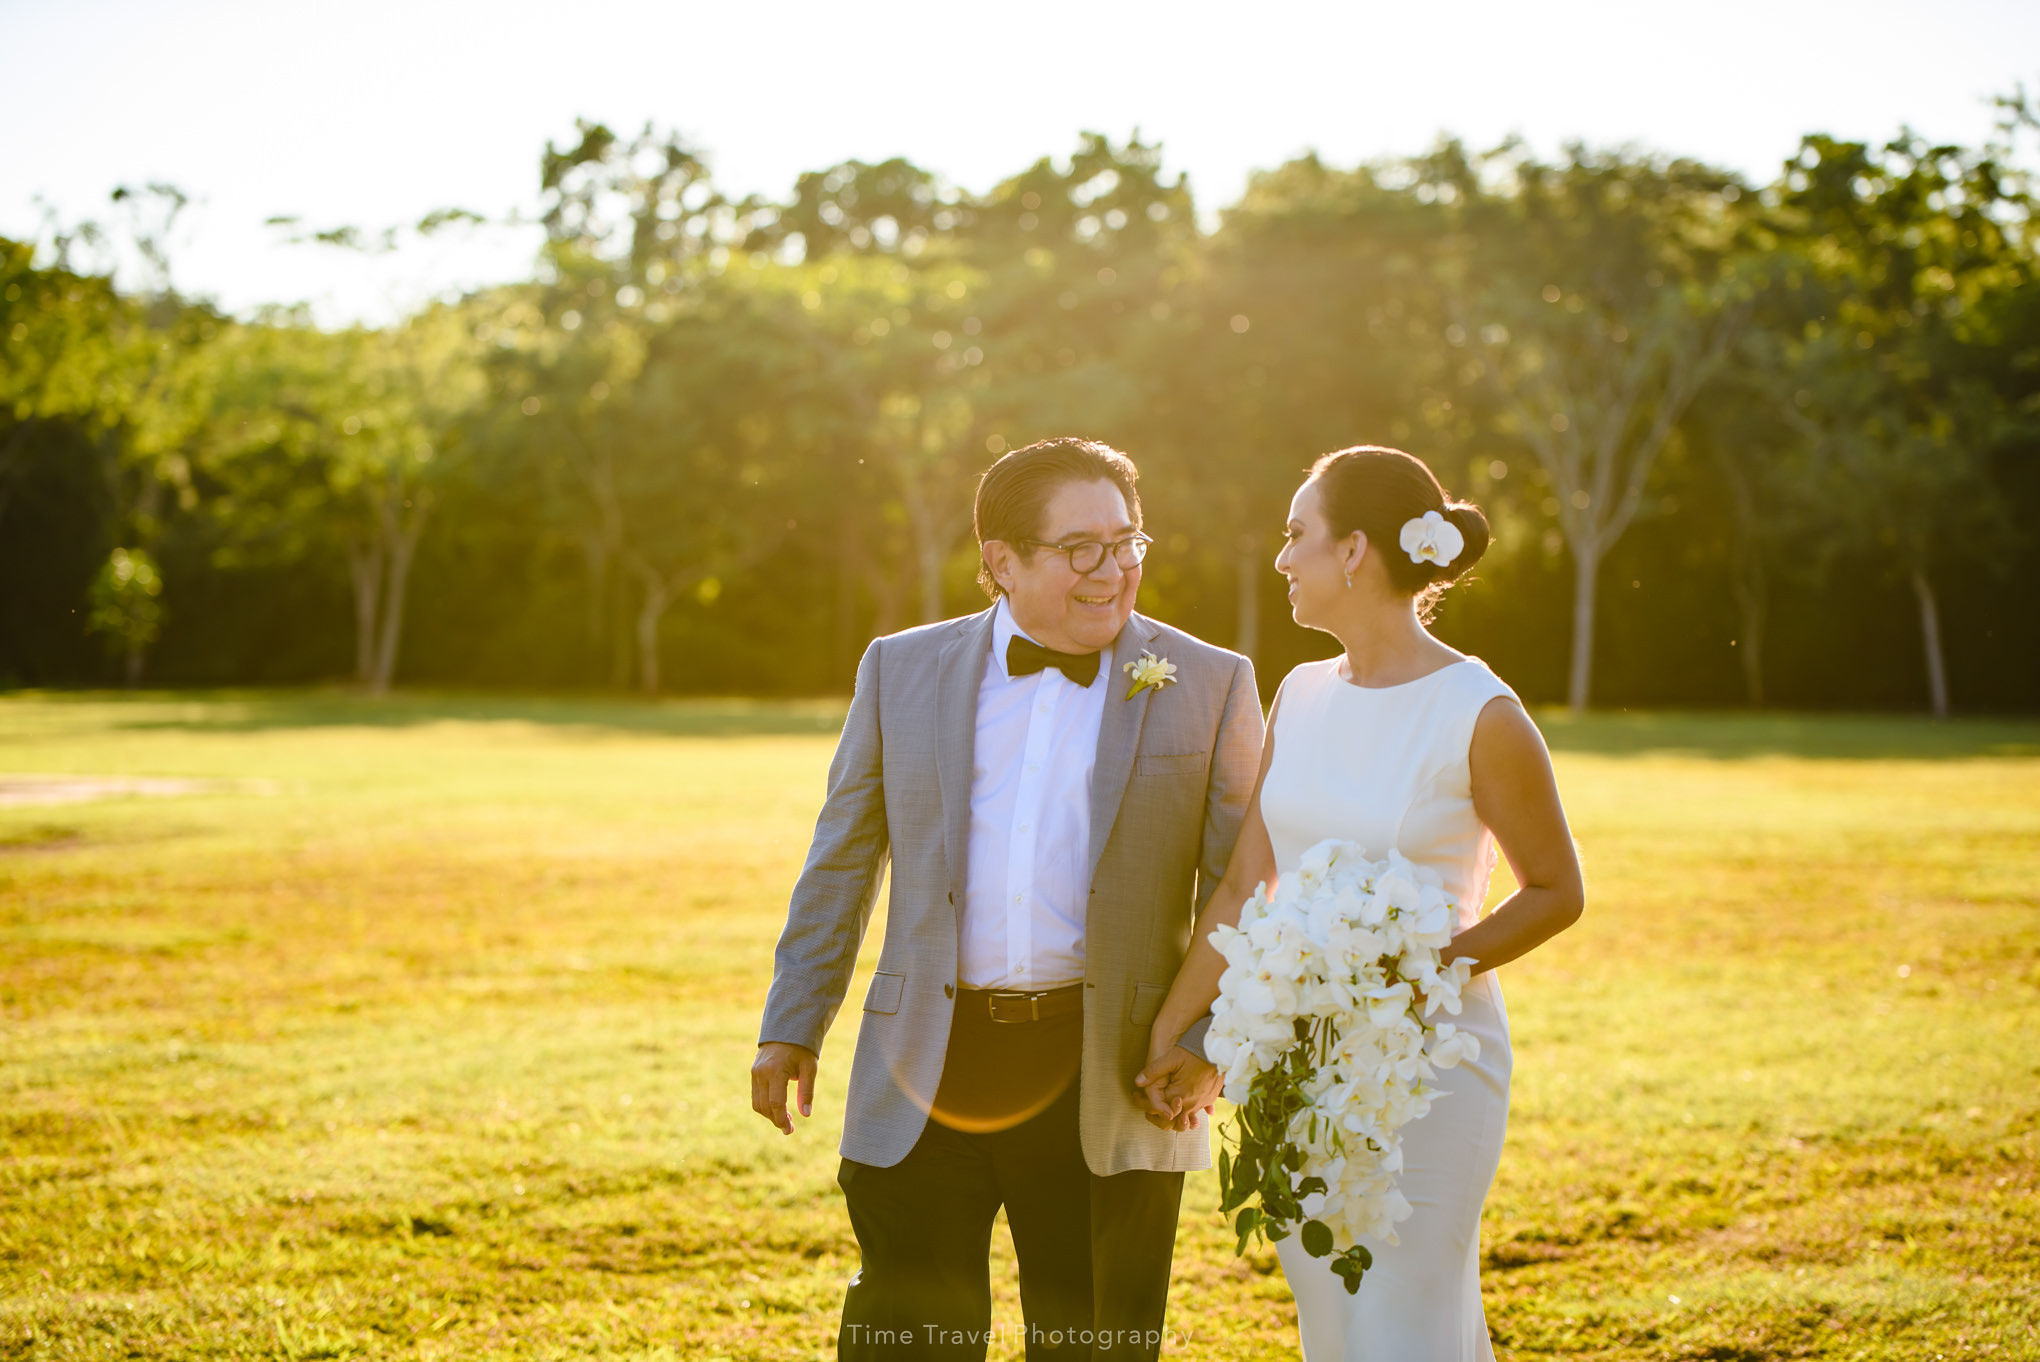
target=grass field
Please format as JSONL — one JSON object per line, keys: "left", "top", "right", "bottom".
{"left": 3, "top": 692, "right": 2037, "bottom": 1361}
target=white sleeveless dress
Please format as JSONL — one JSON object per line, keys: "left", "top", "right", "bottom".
{"left": 1259, "top": 655, "right": 1518, "bottom": 1361}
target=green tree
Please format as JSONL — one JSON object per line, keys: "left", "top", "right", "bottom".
{"left": 85, "top": 546, "right": 164, "bottom": 684}
{"left": 4, "top": 190, "right": 214, "bottom": 684}
{"left": 203, "top": 308, "right": 477, "bottom": 693}
{"left": 0, "top": 240, "right": 131, "bottom": 534}
{"left": 1456, "top": 144, "right": 1753, "bottom": 712}
{"left": 751, "top": 134, "right": 1201, "bottom": 629}
{"left": 1154, "top": 149, "right": 1464, "bottom": 660}
{"left": 1766, "top": 132, "right": 2035, "bottom": 716}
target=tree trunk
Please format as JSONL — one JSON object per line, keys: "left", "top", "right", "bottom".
{"left": 893, "top": 434, "right": 957, "bottom": 627}
{"left": 865, "top": 559, "right": 908, "bottom": 641}
{"left": 917, "top": 537, "right": 946, "bottom": 625}
{"left": 124, "top": 644, "right": 144, "bottom": 688}
{"left": 369, "top": 487, "right": 427, "bottom": 697}
{"left": 836, "top": 510, "right": 862, "bottom": 676}
{"left": 1732, "top": 587, "right": 1766, "bottom": 709}
{"left": 1727, "top": 545, "right": 1767, "bottom": 708}
{"left": 1712, "top": 446, "right": 1766, "bottom": 707}
{"left": 581, "top": 532, "right": 610, "bottom": 652}
{"left": 609, "top": 569, "right": 635, "bottom": 689}
{"left": 1235, "top": 537, "right": 1261, "bottom": 662}
{"left": 635, "top": 573, "right": 671, "bottom": 695}
{"left": 1911, "top": 568, "right": 1949, "bottom": 719}
{"left": 1568, "top": 542, "right": 1601, "bottom": 714}
{"left": 346, "top": 537, "right": 384, "bottom": 686}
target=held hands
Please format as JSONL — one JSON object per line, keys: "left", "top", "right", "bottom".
{"left": 750, "top": 1042, "right": 818, "bottom": 1135}
{"left": 758, "top": 1034, "right": 1214, "bottom": 1136}
{"left": 1135, "top": 1037, "right": 1222, "bottom": 1133}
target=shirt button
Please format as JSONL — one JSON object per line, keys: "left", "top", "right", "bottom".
{"left": 1013, "top": 894, "right": 1023, "bottom": 903}
{"left": 1018, "top": 823, "right": 1029, "bottom": 833}
{"left": 1027, "top": 764, "right": 1039, "bottom": 774}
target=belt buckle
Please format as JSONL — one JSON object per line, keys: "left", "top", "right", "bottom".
{"left": 987, "top": 990, "right": 1040, "bottom": 1024}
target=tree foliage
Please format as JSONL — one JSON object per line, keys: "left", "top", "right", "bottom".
{"left": 3, "top": 120, "right": 2036, "bottom": 712}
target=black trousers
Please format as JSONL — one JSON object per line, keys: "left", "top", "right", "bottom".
{"left": 837, "top": 997, "right": 1184, "bottom": 1361}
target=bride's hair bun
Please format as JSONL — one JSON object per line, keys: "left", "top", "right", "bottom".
{"left": 1307, "top": 446, "right": 1490, "bottom": 614}
{"left": 1437, "top": 502, "right": 1491, "bottom": 583}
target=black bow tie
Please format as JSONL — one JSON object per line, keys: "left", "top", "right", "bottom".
{"left": 1006, "top": 636, "right": 1101, "bottom": 688}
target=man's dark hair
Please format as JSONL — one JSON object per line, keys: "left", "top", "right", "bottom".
{"left": 973, "top": 438, "right": 1143, "bottom": 600}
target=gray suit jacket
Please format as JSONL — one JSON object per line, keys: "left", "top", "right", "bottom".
{"left": 759, "top": 607, "right": 1263, "bottom": 1174}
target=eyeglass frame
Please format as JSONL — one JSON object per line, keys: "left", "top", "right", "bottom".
{"left": 1015, "top": 531, "right": 1154, "bottom": 575}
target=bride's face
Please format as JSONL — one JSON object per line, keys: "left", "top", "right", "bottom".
{"left": 1275, "top": 478, "right": 1359, "bottom": 628}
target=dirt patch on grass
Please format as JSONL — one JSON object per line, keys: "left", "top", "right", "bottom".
{"left": 0, "top": 775, "right": 273, "bottom": 807}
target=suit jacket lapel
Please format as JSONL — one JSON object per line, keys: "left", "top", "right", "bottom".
{"left": 1088, "top": 614, "right": 1161, "bottom": 878}
{"left": 935, "top": 608, "right": 996, "bottom": 909}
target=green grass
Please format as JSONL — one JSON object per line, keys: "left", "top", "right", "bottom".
{"left": 2, "top": 691, "right": 2037, "bottom": 1360}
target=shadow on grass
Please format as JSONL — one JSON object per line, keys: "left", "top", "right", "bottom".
{"left": 7, "top": 690, "right": 2040, "bottom": 759}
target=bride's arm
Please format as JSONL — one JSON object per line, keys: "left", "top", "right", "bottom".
{"left": 1148, "top": 693, "right": 1283, "bottom": 1052}
{"left": 1445, "top": 696, "right": 1585, "bottom": 974}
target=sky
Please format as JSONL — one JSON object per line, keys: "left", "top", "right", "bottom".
{"left": 4, "top": 0, "right": 2036, "bottom": 325}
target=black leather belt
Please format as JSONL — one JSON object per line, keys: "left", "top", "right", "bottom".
{"left": 957, "top": 984, "right": 1084, "bottom": 1024}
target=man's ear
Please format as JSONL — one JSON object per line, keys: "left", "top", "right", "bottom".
{"left": 982, "top": 540, "right": 1018, "bottom": 595}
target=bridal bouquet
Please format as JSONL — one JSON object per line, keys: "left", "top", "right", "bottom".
{"left": 1204, "top": 839, "right": 1480, "bottom": 1294}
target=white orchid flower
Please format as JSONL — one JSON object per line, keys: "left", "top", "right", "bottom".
{"left": 1202, "top": 839, "right": 1478, "bottom": 1268}
{"left": 1429, "top": 1023, "right": 1482, "bottom": 1069}
{"left": 1363, "top": 981, "right": 1415, "bottom": 1028}
{"left": 1399, "top": 510, "right": 1465, "bottom": 567}
{"left": 1121, "top": 650, "right": 1178, "bottom": 700}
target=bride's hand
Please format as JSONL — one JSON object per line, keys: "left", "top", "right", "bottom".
{"left": 1135, "top": 1038, "right": 1221, "bottom": 1132}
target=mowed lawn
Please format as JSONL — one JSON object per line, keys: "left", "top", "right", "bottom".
{"left": 2, "top": 693, "right": 2037, "bottom": 1362}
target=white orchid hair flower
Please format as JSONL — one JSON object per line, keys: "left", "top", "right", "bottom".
{"left": 1399, "top": 510, "right": 1465, "bottom": 568}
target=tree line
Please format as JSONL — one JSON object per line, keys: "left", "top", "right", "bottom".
{"left": 4, "top": 106, "right": 2037, "bottom": 714}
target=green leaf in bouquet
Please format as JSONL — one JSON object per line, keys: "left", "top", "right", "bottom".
{"left": 1300, "top": 1218, "right": 1334, "bottom": 1258}
{"left": 1331, "top": 1243, "right": 1376, "bottom": 1295}
{"left": 1296, "top": 1175, "right": 1327, "bottom": 1198}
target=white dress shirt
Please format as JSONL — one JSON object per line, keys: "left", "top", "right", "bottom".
{"left": 958, "top": 598, "right": 1110, "bottom": 990}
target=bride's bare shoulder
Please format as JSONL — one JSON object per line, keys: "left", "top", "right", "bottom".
{"left": 1285, "top": 656, "right": 1345, "bottom": 686}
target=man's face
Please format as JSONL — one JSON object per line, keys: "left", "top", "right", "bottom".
{"left": 984, "top": 478, "right": 1140, "bottom": 656}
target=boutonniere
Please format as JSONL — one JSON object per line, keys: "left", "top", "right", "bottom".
{"left": 1122, "top": 651, "right": 1177, "bottom": 701}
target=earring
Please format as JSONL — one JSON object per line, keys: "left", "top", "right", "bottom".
{"left": 1344, "top": 571, "right": 1353, "bottom": 589}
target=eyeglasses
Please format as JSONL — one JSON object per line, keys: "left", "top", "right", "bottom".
{"left": 1019, "top": 532, "right": 1154, "bottom": 574}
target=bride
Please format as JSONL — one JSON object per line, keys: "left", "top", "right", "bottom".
{"left": 1139, "top": 445, "right": 1585, "bottom": 1360}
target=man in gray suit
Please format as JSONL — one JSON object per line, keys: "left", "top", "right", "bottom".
{"left": 752, "top": 437, "right": 1259, "bottom": 1360}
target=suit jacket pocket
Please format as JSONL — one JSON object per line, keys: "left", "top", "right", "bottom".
{"left": 1133, "top": 752, "right": 1205, "bottom": 777}
{"left": 862, "top": 971, "right": 905, "bottom": 1015}
{"left": 1128, "top": 982, "right": 1168, "bottom": 1026}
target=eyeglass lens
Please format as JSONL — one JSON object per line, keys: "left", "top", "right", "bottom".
{"left": 1069, "top": 538, "right": 1148, "bottom": 572}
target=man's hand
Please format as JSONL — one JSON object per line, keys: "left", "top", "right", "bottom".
{"left": 1134, "top": 1044, "right": 1222, "bottom": 1132}
{"left": 750, "top": 1042, "right": 818, "bottom": 1135}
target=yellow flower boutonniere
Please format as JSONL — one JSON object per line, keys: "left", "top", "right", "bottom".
{"left": 1122, "top": 651, "right": 1178, "bottom": 701}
